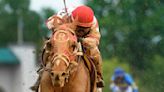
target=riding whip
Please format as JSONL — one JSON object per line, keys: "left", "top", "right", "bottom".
{"left": 63, "top": 0, "right": 71, "bottom": 22}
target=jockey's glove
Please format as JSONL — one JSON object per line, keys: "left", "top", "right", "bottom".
{"left": 111, "top": 86, "right": 119, "bottom": 92}
{"left": 82, "top": 38, "right": 97, "bottom": 48}
{"left": 78, "top": 37, "right": 84, "bottom": 42}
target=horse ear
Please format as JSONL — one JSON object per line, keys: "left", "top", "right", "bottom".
{"left": 52, "top": 16, "right": 64, "bottom": 28}
{"left": 69, "top": 18, "right": 78, "bottom": 31}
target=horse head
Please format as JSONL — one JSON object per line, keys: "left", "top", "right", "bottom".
{"left": 47, "top": 23, "right": 81, "bottom": 87}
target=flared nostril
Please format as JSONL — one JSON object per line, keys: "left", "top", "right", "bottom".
{"left": 55, "top": 75, "right": 60, "bottom": 80}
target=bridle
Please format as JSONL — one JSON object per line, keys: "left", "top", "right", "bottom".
{"left": 41, "top": 25, "right": 83, "bottom": 81}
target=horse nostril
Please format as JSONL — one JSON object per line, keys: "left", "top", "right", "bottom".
{"left": 55, "top": 75, "right": 60, "bottom": 80}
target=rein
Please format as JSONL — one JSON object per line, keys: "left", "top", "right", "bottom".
{"left": 41, "top": 48, "right": 52, "bottom": 72}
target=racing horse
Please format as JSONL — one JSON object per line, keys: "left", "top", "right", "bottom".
{"left": 39, "top": 21, "right": 97, "bottom": 92}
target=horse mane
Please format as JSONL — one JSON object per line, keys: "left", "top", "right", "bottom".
{"left": 52, "top": 15, "right": 78, "bottom": 32}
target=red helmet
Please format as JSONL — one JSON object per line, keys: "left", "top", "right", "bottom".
{"left": 72, "top": 5, "right": 94, "bottom": 27}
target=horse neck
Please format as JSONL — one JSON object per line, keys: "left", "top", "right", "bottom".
{"left": 70, "top": 59, "right": 89, "bottom": 80}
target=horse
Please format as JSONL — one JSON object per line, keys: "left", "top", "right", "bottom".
{"left": 39, "top": 22, "right": 98, "bottom": 92}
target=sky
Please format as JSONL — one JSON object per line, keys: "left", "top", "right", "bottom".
{"left": 30, "top": 0, "right": 85, "bottom": 12}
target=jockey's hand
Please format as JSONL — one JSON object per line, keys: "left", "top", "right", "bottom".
{"left": 111, "top": 86, "right": 119, "bottom": 92}
{"left": 82, "top": 38, "right": 97, "bottom": 48}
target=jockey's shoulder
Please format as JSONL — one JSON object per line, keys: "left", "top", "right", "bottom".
{"left": 92, "top": 16, "right": 99, "bottom": 28}
{"left": 125, "top": 73, "right": 132, "bottom": 77}
{"left": 124, "top": 73, "right": 135, "bottom": 84}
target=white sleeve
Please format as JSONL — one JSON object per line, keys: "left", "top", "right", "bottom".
{"left": 57, "top": 9, "right": 67, "bottom": 18}
{"left": 57, "top": 7, "right": 76, "bottom": 18}
{"left": 92, "top": 16, "right": 100, "bottom": 32}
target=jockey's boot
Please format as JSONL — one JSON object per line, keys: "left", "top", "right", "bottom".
{"left": 91, "top": 49, "right": 105, "bottom": 88}
{"left": 95, "top": 58, "right": 105, "bottom": 88}
{"left": 30, "top": 67, "right": 43, "bottom": 92}
{"left": 96, "top": 66, "right": 105, "bottom": 88}
{"left": 30, "top": 76, "right": 40, "bottom": 92}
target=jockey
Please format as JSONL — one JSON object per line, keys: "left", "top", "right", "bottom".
{"left": 46, "top": 5, "right": 104, "bottom": 88}
{"left": 110, "top": 67, "right": 138, "bottom": 92}
{"left": 30, "top": 5, "right": 104, "bottom": 91}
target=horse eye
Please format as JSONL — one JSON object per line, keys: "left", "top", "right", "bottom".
{"left": 51, "top": 72, "right": 54, "bottom": 76}
{"left": 62, "top": 72, "right": 66, "bottom": 76}
{"left": 71, "top": 45, "right": 76, "bottom": 50}
{"left": 47, "top": 42, "right": 52, "bottom": 48}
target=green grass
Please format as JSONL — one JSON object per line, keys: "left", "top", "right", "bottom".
{"left": 102, "top": 58, "right": 130, "bottom": 92}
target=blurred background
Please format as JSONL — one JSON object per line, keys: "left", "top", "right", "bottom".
{"left": 0, "top": 0, "right": 163, "bottom": 92}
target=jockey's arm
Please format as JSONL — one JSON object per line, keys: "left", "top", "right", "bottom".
{"left": 80, "top": 18, "right": 101, "bottom": 59}
{"left": 82, "top": 18, "right": 101, "bottom": 49}
{"left": 110, "top": 82, "right": 119, "bottom": 91}
{"left": 109, "top": 76, "right": 118, "bottom": 91}
{"left": 80, "top": 26, "right": 100, "bottom": 56}
{"left": 131, "top": 82, "right": 138, "bottom": 92}
{"left": 125, "top": 74, "right": 139, "bottom": 92}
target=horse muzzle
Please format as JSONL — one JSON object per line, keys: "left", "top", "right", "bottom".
{"left": 50, "top": 71, "right": 69, "bottom": 87}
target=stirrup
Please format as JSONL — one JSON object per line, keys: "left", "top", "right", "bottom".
{"left": 96, "top": 79, "right": 105, "bottom": 88}
{"left": 30, "top": 85, "right": 39, "bottom": 91}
